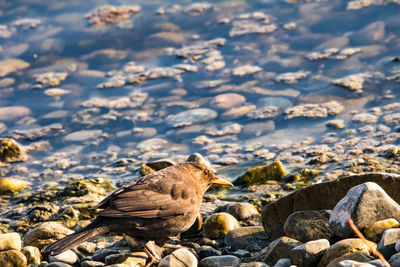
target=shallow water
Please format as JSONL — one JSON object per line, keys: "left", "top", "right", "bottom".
{"left": 1, "top": 0, "right": 400, "bottom": 187}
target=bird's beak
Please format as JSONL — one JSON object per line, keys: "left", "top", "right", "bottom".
{"left": 212, "top": 177, "right": 233, "bottom": 187}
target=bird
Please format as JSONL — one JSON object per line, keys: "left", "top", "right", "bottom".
{"left": 42, "top": 161, "right": 233, "bottom": 265}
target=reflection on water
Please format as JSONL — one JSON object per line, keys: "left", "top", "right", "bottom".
{"left": 1, "top": 0, "right": 400, "bottom": 186}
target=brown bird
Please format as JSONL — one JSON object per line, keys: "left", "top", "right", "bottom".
{"left": 42, "top": 162, "right": 232, "bottom": 265}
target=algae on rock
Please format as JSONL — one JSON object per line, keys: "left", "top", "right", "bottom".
{"left": 234, "top": 161, "right": 287, "bottom": 186}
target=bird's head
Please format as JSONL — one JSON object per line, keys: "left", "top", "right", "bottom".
{"left": 190, "top": 162, "right": 233, "bottom": 192}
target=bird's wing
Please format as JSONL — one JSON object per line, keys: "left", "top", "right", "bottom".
{"left": 96, "top": 182, "right": 198, "bottom": 219}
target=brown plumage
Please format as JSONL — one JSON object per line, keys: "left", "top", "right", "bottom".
{"left": 42, "top": 162, "right": 232, "bottom": 260}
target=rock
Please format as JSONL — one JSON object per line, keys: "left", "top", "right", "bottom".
{"left": 59, "top": 178, "right": 113, "bottom": 197}
{"left": 377, "top": 228, "right": 400, "bottom": 259}
{"left": 49, "top": 250, "right": 79, "bottom": 265}
{"left": 212, "top": 93, "right": 245, "bottom": 109}
{"left": 118, "top": 251, "right": 147, "bottom": 266}
{"left": 239, "top": 262, "right": 269, "bottom": 267}
{"left": 34, "top": 72, "right": 68, "bottom": 88}
{"left": 63, "top": 130, "right": 103, "bottom": 142}
{"left": 0, "top": 58, "right": 29, "bottom": 77}
{"left": 86, "top": 5, "right": 141, "bottom": 26}
{"left": 247, "top": 106, "right": 280, "bottom": 119}
{"left": 257, "top": 236, "right": 302, "bottom": 266}
{"left": 262, "top": 173, "right": 400, "bottom": 240}
{"left": 0, "top": 233, "right": 22, "bottom": 251}
{"left": 81, "top": 260, "right": 105, "bottom": 267}
{"left": 396, "top": 239, "right": 400, "bottom": 252}
{"left": 44, "top": 88, "right": 70, "bottom": 97}
{"left": 91, "top": 249, "right": 120, "bottom": 262}
{"left": 333, "top": 73, "right": 369, "bottom": 92}
{"left": 327, "top": 252, "right": 374, "bottom": 267}
{"left": 0, "top": 177, "right": 29, "bottom": 194}
{"left": 23, "top": 222, "right": 73, "bottom": 249}
{"left": 290, "top": 239, "right": 330, "bottom": 267}
{"left": 234, "top": 161, "right": 287, "bottom": 186}
{"left": 104, "top": 252, "right": 131, "bottom": 265}
{"left": 224, "top": 226, "right": 269, "bottom": 252}
{"left": 318, "top": 239, "right": 376, "bottom": 267}
{"left": 197, "top": 247, "right": 221, "bottom": 259}
{"left": 351, "top": 113, "right": 378, "bottom": 124}
{"left": 185, "top": 2, "right": 212, "bottom": 15}
{"left": 159, "top": 249, "right": 197, "bottom": 267}
{"left": 338, "top": 260, "right": 376, "bottom": 267}
{"left": 283, "top": 210, "right": 334, "bottom": 242}
{"left": 0, "top": 250, "right": 27, "bottom": 267}
{"left": 329, "top": 182, "right": 400, "bottom": 239}
{"left": 274, "top": 258, "right": 291, "bottom": 267}
{"left": 199, "top": 255, "right": 241, "bottom": 267}
{"left": 45, "top": 262, "right": 73, "bottom": 267}
{"left": 203, "top": 212, "right": 240, "bottom": 239}
{"left": 232, "top": 65, "right": 262, "bottom": 76}
{"left": 285, "top": 101, "right": 344, "bottom": 119}
{"left": 215, "top": 203, "right": 260, "bottom": 220}
{"left": 0, "top": 138, "right": 26, "bottom": 163}
{"left": 21, "top": 246, "right": 41, "bottom": 265}
{"left": 365, "top": 219, "right": 399, "bottom": 242}
{"left": 166, "top": 108, "right": 217, "bottom": 127}
{"left": 275, "top": 71, "right": 310, "bottom": 83}
{"left": 351, "top": 21, "right": 385, "bottom": 44}
{"left": 389, "top": 252, "right": 400, "bottom": 266}
{"left": 0, "top": 106, "right": 31, "bottom": 121}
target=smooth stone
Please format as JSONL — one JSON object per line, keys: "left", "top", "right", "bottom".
{"left": 377, "top": 228, "right": 400, "bottom": 259}
{"left": 258, "top": 97, "right": 293, "bottom": 110}
{"left": 212, "top": 93, "right": 245, "bottom": 109}
{"left": 0, "top": 233, "right": 22, "bottom": 251}
{"left": 203, "top": 212, "right": 240, "bottom": 239}
{"left": 262, "top": 173, "right": 400, "bottom": 240}
{"left": 63, "top": 130, "right": 103, "bottom": 142}
{"left": 257, "top": 236, "right": 302, "bottom": 266}
{"left": 329, "top": 182, "right": 400, "bottom": 239}
{"left": 197, "top": 247, "right": 221, "bottom": 259}
{"left": 49, "top": 250, "right": 79, "bottom": 265}
{"left": 338, "top": 260, "right": 376, "bottom": 267}
{"left": 396, "top": 239, "right": 400, "bottom": 252}
{"left": 369, "top": 259, "right": 388, "bottom": 267}
{"left": 284, "top": 210, "right": 334, "bottom": 242}
{"left": 0, "top": 106, "right": 31, "bottom": 121}
{"left": 0, "top": 138, "right": 26, "bottom": 163}
{"left": 46, "top": 262, "right": 73, "bottom": 267}
{"left": 21, "top": 246, "right": 41, "bottom": 265}
{"left": 91, "top": 249, "right": 120, "bottom": 262}
{"left": 327, "top": 252, "right": 374, "bottom": 267}
{"left": 234, "top": 161, "right": 286, "bottom": 186}
{"left": 81, "top": 260, "right": 105, "bottom": 267}
{"left": 0, "top": 250, "right": 27, "bottom": 267}
{"left": 215, "top": 202, "right": 260, "bottom": 220}
{"left": 119, "top": 251, "right": 147, "bottom": 266}
{"left": 158, "top": 248, "right": 197, "bottom": 267}
{"left": 0, "top": 58, "right": 29, "bottom": 77}
{"left": 290, "top": 239, "right": 330, "bottom": 267}
{"left": 199, "top": 255, "right": 241, "bottom": 267}
{"left": 351, "top": 21, "right": 385, "bottom": 45}
{"left": 274, "top": 258, "right": 291, "bottom": 267}
{"left": 166, "top": 108, "right": 217, "bottom": 127}
{"left": 104, "top": 252, "right": 131, "bottom": 265}
{"left": 224, "top": 226, "right": 269, "bottom": 252}
{"left": 365, "top": 218, "right": 400, "bottom": 242}
{"left": 389, "top": 252, "right": 400, "bottom": 266}
{"left": 239, "top": 262, "right": 269, "bottom": 267}
{"left": 23, "top": 222, "right": 73, "bottom": 250}
{"left": 318, "top": 239, "right": 376, "bottom": 267}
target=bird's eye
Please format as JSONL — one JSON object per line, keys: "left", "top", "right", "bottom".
{"left": 203, "top": 169, "right": 209, "bottom": 175}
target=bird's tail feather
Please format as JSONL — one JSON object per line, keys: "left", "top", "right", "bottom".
{"left": 42, "top": 221, "right": 109, "bottom": 255}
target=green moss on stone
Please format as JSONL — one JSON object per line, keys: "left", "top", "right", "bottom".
{"left": 0, "top": 138, "right": 26, "bottom": 163}
{"left": 234, "top": 161, "right": 287, "bottom": 186}
{"left": 59, "top": 177, "right": 113, "bottom": 197}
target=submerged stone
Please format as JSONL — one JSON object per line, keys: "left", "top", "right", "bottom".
{"left": 0, "top": 138, "right": 26, "bottom": 162}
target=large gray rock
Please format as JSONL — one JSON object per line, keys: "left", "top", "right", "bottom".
{"left": 284, "top": 210, "right": 334, "bottom": 242}
{"left": 377, "top": 228, "right": 400, "bottom": 259}
{"left": 224, "top": 226, "right": 269, "bottom": 252}
{"left": 290, "top": 239, "right": 330, "bottom": 267}
{"left": 262, "top": 173, "right": 400, "bottom": 240}
{"left": 257, "top": 236, "right": 302, "bottom": 266}
{"left": 329, "top": 182, "right": 400, "bottom": 239}
{"left": 337, "top": 260, "right": 376, "bottom": 267}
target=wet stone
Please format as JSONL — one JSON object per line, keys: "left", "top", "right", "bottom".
{"left": 166, "top": 108, "right": 217, "bottom": 128}
{"left": 285, "top": 101, "right": 344, "bottom": 119}
{"left": 0, "top": 138, "right": 26, "bottom": 163}
{"left": 205, "top": 123, "right": 242, "bottom": 136}
{"left": 232, "top": 65, "right": 262, "bottom": 76}
{"left": 274, "top": 258, "right": 291, "bottom": 267}
{"left": 0, "top": 176, "right": 28, "bottom": 194}
{"left": 333, "top": 73, "right": 370, "bottom": 92}
{"left": 247, "top": 106, "right": 280, "bottom": 119}
{"left": 0, "top": 106, "right": 31, "bottom": 121}
{"left": 234, "top": 161, "right": 287, "bottom": 186}
{"left": 351, "top": 113, "right": 378, "bottom": 124}
{"left": 49, "top": 250, "right": 79, "bottom": 265}
{"left": 86, "top": 5, "right": 141, "bottom": 26}
{"left": 212, "top": 93, "right": 245, "bottom": 109}
{"left": 275, "top": 71, "right": 310, "bottom": 83}
{"left": 229, "top": 12, "right": 277, "bottom": 37}
{"left": 185, "top": 2, "right": 212, "bottom": 15}
{"left": 63, "top": 130, "right": 103, "bottom": 142}
{"left": 44, "top": 88, "right": 71, "bottom": 97}
{"left": 34, "top": 72, "right": 68, "bottom": 88}
{"left": 0, "top": 58, "right": 30, "bottom": 77}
